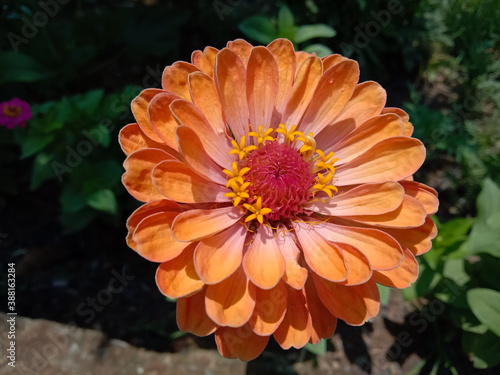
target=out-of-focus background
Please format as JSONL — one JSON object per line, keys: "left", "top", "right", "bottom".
{"left": 0, "top": 0, "right": 499, "bottom": 374}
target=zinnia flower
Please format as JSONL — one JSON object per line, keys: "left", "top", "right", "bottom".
{"left": 120, "top": 39, "right": 438, "bottom": 361}
{"left": 0, "top": 98, "right": 31, "bottom": 129}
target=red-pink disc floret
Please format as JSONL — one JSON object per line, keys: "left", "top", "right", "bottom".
{"left": 245, "top": 142, "right": 316, "bottom": 222}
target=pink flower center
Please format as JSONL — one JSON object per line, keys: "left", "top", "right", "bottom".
{"left": 245, "top": 142, "right": 316, "bottom": 222}
{"left": 3, "top": 105, "right": 22, "bottom": 118}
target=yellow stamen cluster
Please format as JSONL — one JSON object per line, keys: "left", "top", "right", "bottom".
{"left": 276, "top": 124, "right": 301, "bottom": 144}
{"left": 244, "top": 197, "right": 272, "bottom": 224}
{"left": 229, "top": 136, "right": 257, "bottom": 159}
{"left": 249, "top": 125, "right": 275, "bottom": 145}
{"left": 296, "top": 132, "right": 317, "bottom": 160}
{"left": 312, "top": 172, "right": 338, "bottom": 198}
{"left": 224, "top": 180, "right": 250, "bottom": 206}
{"left": 314, "top": 150, "right": 339, "bottom": 173}
{"left": 223, "top": 162, "right": 249, "bottom": 187}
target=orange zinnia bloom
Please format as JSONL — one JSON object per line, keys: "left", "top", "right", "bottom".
{"left": 120, "top": 39, "right": 438, "bottom": 361}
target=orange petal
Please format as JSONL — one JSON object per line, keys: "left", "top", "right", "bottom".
{"left": 399, "top": 181, "right": 439, "bottom": 215}
{"left": 119, "top": 123, "right": 172, "bottom": 156}
{"left": 131, "top": 89, "right": 165, "bottom": 143}
{"left": 243, "top": 224, "right": 286, "bottom": 289}
{"left": 335, "top": 137, "right": 426, "bottom": 186}
{"left": 273, "top": 288, "right": 312, "bottom": 349}
{"left": 122, "top": 148, "right": 175, "bottom": 202}
{"left": 206, "top": 267, "right": 256, "bottom": 327}
{"left": 304, "top": 277, "right": 337, "bottom": 344}
{"left": 148, "top": 91, "right": 182, "bottom": 150}
{"left": 276, "top": 231, "right": 308, "bottom": 290}
{"left": 188, "top": 71, "right": 227, "bottom": 136}
{"left": 204, "top": 46, "right": 219, "bottom": 72}
{"left": 331, "top": 113, "right": 404, "bottom": 164}
{"left": 227, "top": 39, "right": 253, "bottom": 66}
{"left": 343, "top": 195, "right": 427, "bottom": 228}
{"left": 126, "top": 200, "right": 182, "bottom": 250}
{"left": 304, "top": 182, "right": 404, "bottom": 216}
{"left": 322, "top": 54, "right": 349, "bottom": 70}
{"left": 170, "top": 99, "right": 230, "bottom": 167}
{"left": 156, "top": 243, "right": 204, "bottom": 298}
{"left": 267, "top": 39, "right": 296, "bottom": 124}
{"left": 294, "top": 51, "right": 311, "bottom": 73}
{"left": 177, "top": 289, "right": 217, "bottom": 337}
{"left": 191, "top": 50, "right": 213, "bottom": 77}
{"left": 294, "top": 221, "right": 348, "bottom": 282}
{"left": 300, "top": 60, "right": 359, "bottom": 136}
{"left": 175, "top": 125, "right": 227, "bottom": 185}
{"left": 313, "top": 276, "right": 380, "bottom": 326}
{"left": 381, "top": 107, "right": 413, "bottom": 136}
{"left": 312, "top": 220, "right": 404, "bottom": 271}
{"left": 246, "top": 46, "right": 279, "bottom": 128}
{"left": 249, "top": 281, "right": 288, "bottom": 335}
{"left": 134, "top": 211, "right": 191, "bottom": 262}
{"left": 336, "top": 242, "right": 372, "bottom": 286}
{"left": 281, "top": 55, "right": 322, "bottom": 128}
{"left": 215, "top": 48, "right": 250, "bottom": 138}
{"left": 383, "top": 216, "right": 437, "bottom": 255}
{"left": 195, "top": 224, "right": 247, "bottom": 284}
{"left": 161, "top": 61, "right": 200, "bottom": 101}
{"left": 215, "top": 324, "right": 269, "bottom": 361}
{"left": 373, "top": 248, "right": 419, "bottom": 288}
{"left": 172, "top": 206, "right": 245, "bottom": 242}
{"left": 152, "top": 160, "right": 227, "bottom": 203}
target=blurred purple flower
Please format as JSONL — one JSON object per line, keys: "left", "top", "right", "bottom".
{"left": 0, "top": 98, "right": 32, "bottom": 129}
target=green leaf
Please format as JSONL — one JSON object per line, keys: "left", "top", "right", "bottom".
{"left": 21, "top": 134, "right": 55, "bottom": 159}
{"left": 0, "top": 52, "right": 54, "bottom": 84}
{"left": 277, "top": 5, "right": 296, "bottom": 40}
{"left": 86, "top": 189, "right": 117, "bottom": 215}
{"left": 30, "top": 152, "right": 55, "bottom": 190}
{"left": 304, "top": 339, "right": 327, "bottom": 356}
{"left": 467, "top": 288, "right": 500, "bottom": 338}
{"left": 239, "top": 16, "right": 278, "bottom": 44}
{"left": 294, "top": 24, "right": 336, "bottom": 44}
{"left": 302, "top": 44, "right": 333, "bottom": 58}
{"left": 60, "top": 186, "right": 87, "bottom": 213}
{"left": 442, "top": 259, "right": 469, "bottom": 286}
{"left": 75, "top": 89, "right": 105, "bottom": 115}
{"left": 377, "top": 284, "right": 391, "bottom": 305}
{"left": 462, "top": 331, "right": 500, "bottom": 369}
{"left": 60, "top": 208, "right": 97, "bottom": 234}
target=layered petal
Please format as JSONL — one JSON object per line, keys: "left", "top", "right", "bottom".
{"left": 276, "top": 230, "right": 308, "bottom": 289}
{"left": 304, "top": 277, "right": 338, "bottom": 344}
{"left": 161, "top": 61, "right": 200, "bottom": 101}
{"left": 177, "top": 289, "right": 217, "bottom": 336}
{"left": 131, "top": 89, "right": 165, "bottom": 143}
{"left": 148, "top": 91, "right": 183, "bottom": 150}
{"left": 373, "top": 248, "right": 419, "bottom": 288}
{"left": 215, "top": 324, "right": 269, "bottom": 361}
{"left": 383, "top": 216, "right": 437, "bottom": 255}
{"left": 399, "top": 181, "right": 439, "bottom": 215}
{"left": 337, "top": 242, "right": 372, "bottom": 285}
{"left": 119, "top": 123, "right": 173, "bottom": 156}
{"left": 249, "top": 281, "right": 288, "bottom": 335}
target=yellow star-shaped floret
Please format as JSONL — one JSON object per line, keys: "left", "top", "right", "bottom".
{"left": 229, "top": 135, "right": 257, "bottom": 160}
{"left": 276, "top": 124, "right": 302, "bottom": 144}
{"left": 243, "top": 197, "right": 272, "bottom": 224}
{"left": 315, "top": 149, "right": 339, "bottom": 172}
{"left": 313, "top": 172, "right": 338, "bottom": 198}
{"left": 222, "top": 162, "right": 250, "bottom": 187}
{"left": 224, "top": 180, "right": 251, "bottom": 206}
{"left": 248, "top": 125, "right": 275, "bottom": 145}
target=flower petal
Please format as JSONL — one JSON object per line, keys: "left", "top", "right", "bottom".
{"left": 249, "top": 281, "right": 288, "bottom": 336}
{"left": 373, "top": 248, "right": 419, "bottom": 288}
{"left": 204, "top": 46, "right": 219, "bottom": 72}
{"left": 382, "top": 107, "right": 413, "bottom": 136}
{"left": 267, "top": 38, "right": 296, "bottom": 125}
{"left": 134, "top": 211, "right": 191, "bottom": 262}
{"left": 227, "top": 39, "right": 253, "bottom": 66}
{"left": 215, "top": 324, "right": 269, "bottom": 361}
{"left": 304, "top": 277, "right": 337, "bottom": 344}
{"left": 246, "top": 46, "right": 279, "bottom": 128}
{"left": 399, "top": 181, "right": 439, "bottom": 215}
{"left": 119, "top": 123, "right": 173, "bottom": 156}
{"left": 300, "top": 60, "right": 359, "bottom": 136}
{"left": 131, "top": 89, "right": 165, "bottom": 143}
{"left": 177, "top": 289, "right": 218, "bottom": 336}
{"left": 161, "top": 61, "right": 200, "bottom": 101}
{"left": 313, "top": 276, "right": 380, "bottom": 325}
{"left": 156, "top": 243, "right": 204, "bottom": 298}
{"left": 312, "top": 220, "right": 404, "bottom": 271}
{"left": 335, "top": 137, "right": 426, "bottom": 186}
{"left": 194, "top": 224, "right": 247, "bottom": 284}
{"left": 276, "top": 230, "right": 308, "bottom": 290}
{"left": 243, "top": 224, "right": 286, "bottom": 289}
{"left": 191, "top": 50, "right": 213, "bottom": 77}
{"left": 343, "top": 195, "right": 427, "bottom": 228}
{"left": 215, "top": 48, "right": 250, "bottom": 138}
{"left": 172, "top": 206, "right": 245, "bottom": 242}
{"left": 188, "top": 71, "right": 227, "bottom": 136}
{"left": 152, "top": 160, "right": 227, "bottom": 203}
{"left": 331, "top": 113, "right": 404, "bottom": 164}
{"left": 281, "top": 55, "right": 323, "bottom": 128}
{"left": 321, "top": 54, "right": 349, "bottom": 70}
{"left": 336, "top": 242, "right": 372, "bottom": 286}
{"left": 206, "top": 266, "right": 256, "bottom": 327}
{"left": 294, "top": 221, "right": 348, "bottom": 282}
{"left": 273, "top": 287, "right": 313, "bottom": 349}
{"left": 175, "top": 125, "right": 227, "bottom": 185}
{"left": 122, "top": 148, "right": 175, "bottom": 202}
{"left": 126, "top": 199, "right": 182, "bottom": 250}
{"left": 304, "top": 182, "right": 404, "bottom": 216}
{"left": 148, "top": 91, "right": 183, "bottom": 150}
{"left": 383, "top": 216, "right": 437, "bottom": 255}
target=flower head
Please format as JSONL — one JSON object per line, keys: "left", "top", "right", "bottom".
{"left": 0, "top": 98, "right": 31, "bottom": 129}
{"left": 120, "top": 39, "right": 438, "bottom": 361}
